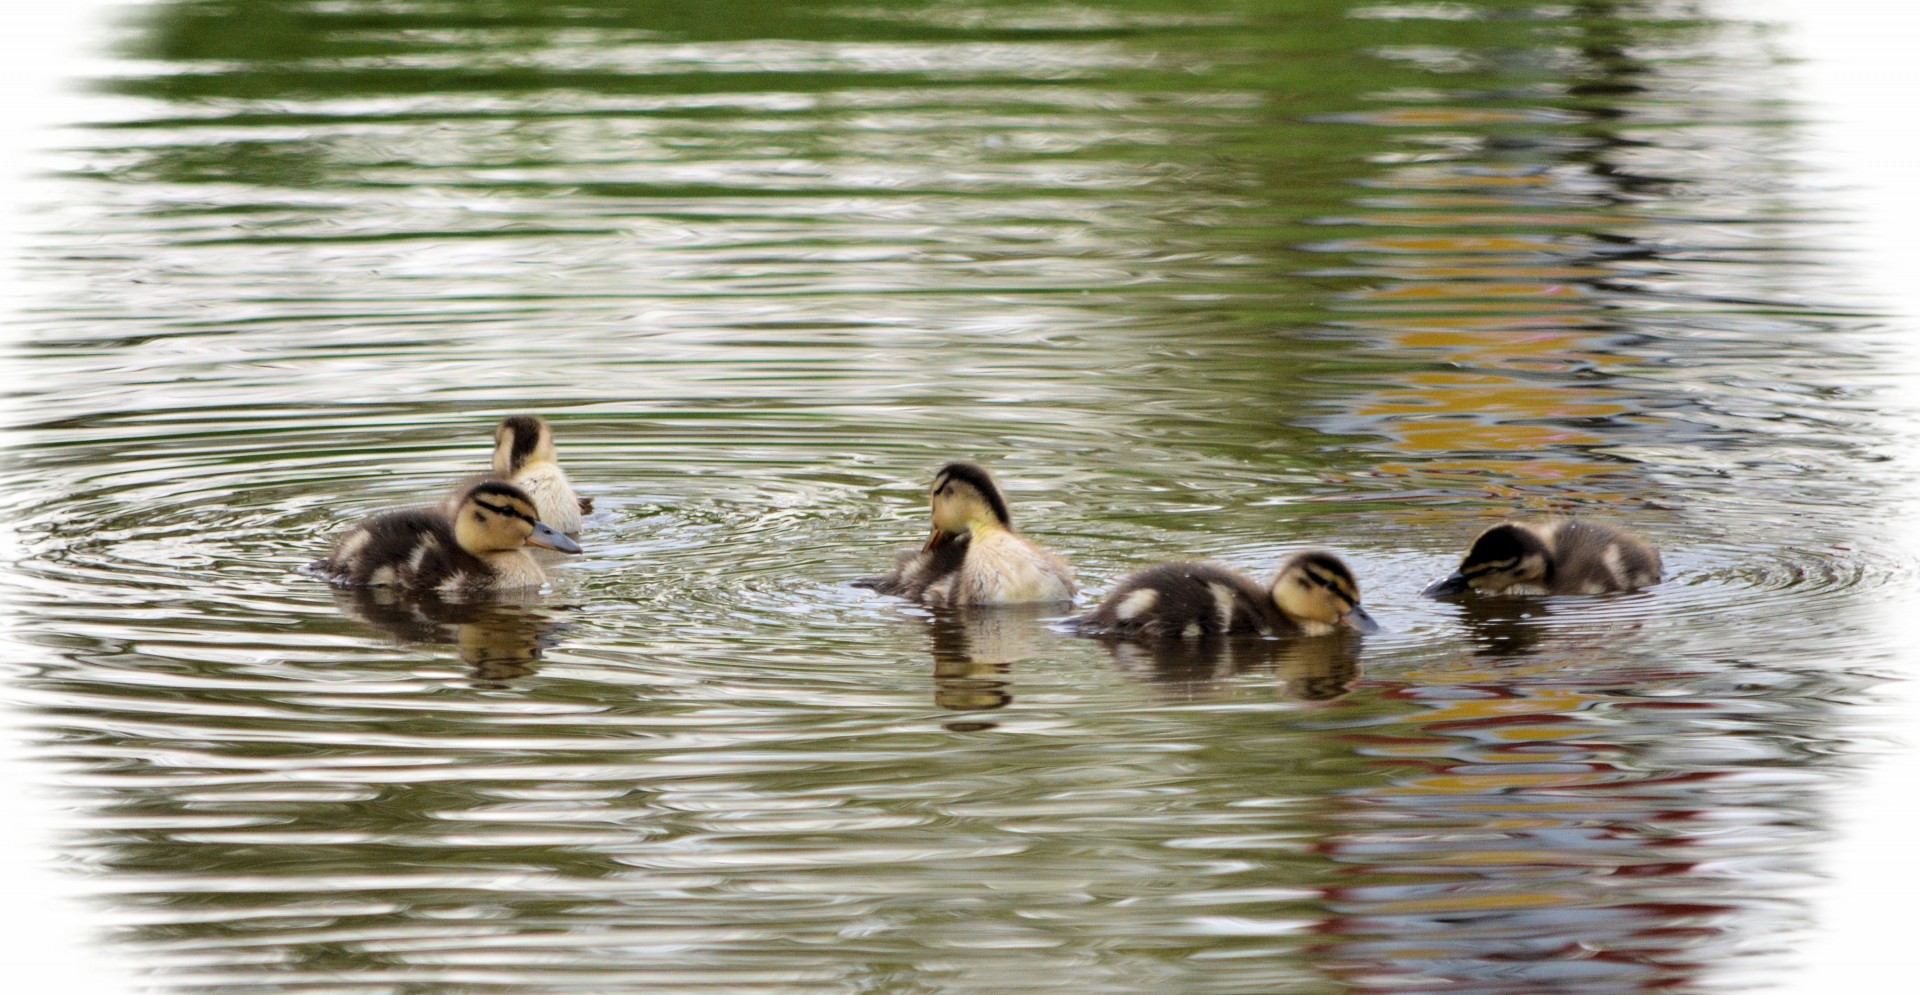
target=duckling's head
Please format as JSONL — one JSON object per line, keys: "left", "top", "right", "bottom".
{"left": 1271, "top": 551, "right": 1379, "bottom": 635}
{"left": 452, "top": 481, "right": 583, "bottom": 557}
{"left": 491, "top": 415, "right": 557, "bottom": 477}
{"left": 926, "top": 462, "right": 1012, "bottom": 546}
{"left": 1424, "top": 522, "right": 1549, "bottom": 597}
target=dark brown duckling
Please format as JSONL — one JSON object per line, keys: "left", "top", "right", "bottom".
{"left": 1073, "top": 551, "right": 1378, "bottom": 639}
{"left": 310, "top": 481, "right": 581, "bottom": 593}
{"left": 1424, "top": 519, "right": 1660, "bottom": 597}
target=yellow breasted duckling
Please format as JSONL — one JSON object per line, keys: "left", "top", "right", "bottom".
{"left": 453, "top": 415, "right": 589, "bottom": 534}
{"left": 310, "top": 481, "right": 582, "bottom": 593}
{"left": 857, "top": 462, "right": 1076, "bottom": 606}
{"left": 1074, "top": 551, "right": 1378, "bottom": 639}
{"left": 1424, "top": 519, "right": 1661, "bottom": 597}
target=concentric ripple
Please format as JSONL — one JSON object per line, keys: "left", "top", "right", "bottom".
{"left": 2, "top": 1, "right": 1913, "bottom": 993}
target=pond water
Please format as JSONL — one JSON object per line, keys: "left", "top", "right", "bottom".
{"left": 4, "top": 1, "right": 1915, "bottom": 991}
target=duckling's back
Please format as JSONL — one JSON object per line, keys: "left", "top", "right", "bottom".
{"left": 310, "top": 508, "right": 493, "bottom": 591}
{"left": 1076, "top": 562, "right": 1280, "bottom": 639}
{"left": 1543, "top": 520, "right": 1662, "bottom": 594}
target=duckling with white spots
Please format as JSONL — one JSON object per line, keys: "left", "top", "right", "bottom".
{"left": 1424, "top": 519, "right": 1661, "bottom": 597}
{"left": 857, "top": 462, "right": 1076, "bottom": 606}
{"left": 1074, "top": 550, "right": 1378, "bottom": 639}
{"left": 310, "top": 481, "right": 581, "bottom": 594}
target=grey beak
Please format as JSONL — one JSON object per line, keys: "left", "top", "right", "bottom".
{"left": 1423, "top": 571, "right": 1469, "bottom": 598}
{"left": 1345, "top": 604, "right": 1381, "bottom": 634}
{"left": 526, "top": 521, "right": 583, "bottom": 555}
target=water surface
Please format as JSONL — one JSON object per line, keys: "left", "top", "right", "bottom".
{"left": 3, "top": 1, "right": 1911, "bottom": 991}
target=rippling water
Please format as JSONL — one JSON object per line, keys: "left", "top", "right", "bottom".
{"left": 4, "top": 1, "right": 1913, "bottom": 991}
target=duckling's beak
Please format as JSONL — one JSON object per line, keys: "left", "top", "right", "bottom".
{"left": 922, "top": 528, "right": 954, "bottom": 552}
{"left": 1344, "top": 604, "right": 1381, "bottom": 634}
{"left": 526, "top": 521, "right": 582, "bottom": 555}
{"left": 1423, "top": 571, "right": 1469, "bottom": 598}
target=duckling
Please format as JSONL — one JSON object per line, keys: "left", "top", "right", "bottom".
{"left": 1073, "top": 551, "right": 1379, "bottom": 639}
{"left": 449, "top": 415, "right": 588, "bottom": 534}
{"left": 856, "top": 462, "right": 1076, "bottom": 606}
{"left": 310, "top": 481, "right": 582, "bottom": 593}
{"left": 1423, "top": 519, "right": 1661, "bottom": 597}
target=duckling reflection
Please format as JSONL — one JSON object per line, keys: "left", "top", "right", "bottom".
{"left": 1278, "top": 638, "right": 1362, "bottom": 702}
{"left": 330, "top": 587, "right": 568, "bottom": 684}
{"left": 922, "top": 603, "right": 1059, "bottom": 720}
{"left": 1450, "top": 595, "right": 1553, "bottom": 658}
{"left": 1095, "top": 634, "right": 1361, "bottom": 703}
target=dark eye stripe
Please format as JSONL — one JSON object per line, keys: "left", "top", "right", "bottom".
{"left": 1297, "top": 567, "right": 1358, "bottom": 604}
{"left": 1305, "top": 567, "right": 1349, "bottom": 589}
{"left": 475, "top": 500, "right": 534, "bottom": 524}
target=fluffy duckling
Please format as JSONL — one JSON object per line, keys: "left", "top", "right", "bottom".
{"left": 472, "top": 415, "right": 589, "bottom": 534}
{"left": 1074, "top": 551, "right": 1378, "bottom": 639}
{"left": 857, "top": 462, "right": 1076, "bottom": 606}
{"left": 1424, "top": 519, "right": 1661, "bottom": 597}
{"left": 310, "top": 481, "right": 582, "bottom": 593}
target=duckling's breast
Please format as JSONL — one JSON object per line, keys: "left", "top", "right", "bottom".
{"left": 469, "top": 550, "right": 546, "bottom": 592}
{"left": 953, "top": 529, "right": 1075, "bottom": 605}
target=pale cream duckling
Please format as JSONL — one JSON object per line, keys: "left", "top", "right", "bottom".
{"left": 450, "top": 415, "right": 589, "bottom": 534}
{"left": 310, "top": 481, "right": 581, "bottom": 593}
{"left": 1074, "top": 551, "right": 1378, "bottom": 639}
{"left": 1423, "top": 519, "right": 1661, "bottom": 597}
{"left": 857, "top": 462, "right": 1076, "bottom": 606}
